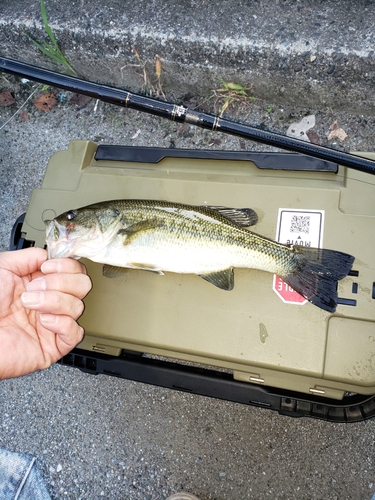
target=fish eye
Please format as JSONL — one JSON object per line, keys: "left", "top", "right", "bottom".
{"left": 66, "top": 210, "right": 77, "bottom": 221}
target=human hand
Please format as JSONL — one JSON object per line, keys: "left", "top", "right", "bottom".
{"left": 0, "top": 247, "right": 92, "bottom": 380}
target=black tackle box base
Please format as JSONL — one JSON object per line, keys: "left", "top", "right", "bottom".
{"left": 59, "top": 348, "right": 375, "bottom": 423}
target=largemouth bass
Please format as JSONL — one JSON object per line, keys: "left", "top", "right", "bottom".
{"left": 45, "top": 199, "right": 355, "bottom": 312}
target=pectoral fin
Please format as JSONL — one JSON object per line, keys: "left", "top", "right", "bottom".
{"left": 205, "top": 206, "right": 258, "bottom": 226}
{"left": 102, "top": 265, "right": 129, "bottom": 278}
{"left": 199, "top": 268, "right": 234, "bottom": 291}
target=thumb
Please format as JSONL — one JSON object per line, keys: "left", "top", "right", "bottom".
{"left": 0, "top": 248, "right": 48, "bottom": 276}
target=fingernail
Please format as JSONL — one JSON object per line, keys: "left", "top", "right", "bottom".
{"left": 21, "top": 291, "right": 44, "bottom": 306}
{"left": 40, "top": 314, "right": 58, "bottom": 324}
{"left": 41, "top": 260, "right": 62, "bottom": 273}
{"left": 27, "top": 278, "right": 46, "bottom": 291}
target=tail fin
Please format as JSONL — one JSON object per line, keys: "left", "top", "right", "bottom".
{"left": 282, "top": 246, "right": 355, "bottom": 312}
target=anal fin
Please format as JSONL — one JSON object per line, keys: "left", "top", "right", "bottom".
{"left": 199, "top": 268, "right": 234, "bottom": 291}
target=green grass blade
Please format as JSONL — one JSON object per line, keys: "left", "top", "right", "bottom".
{"left": 226, "top": 83, "right": 245, "bottom": 91}
{"left": 27, "top": 35, "right": 67, "bottom": 67}
{"left": 40, "top": 0, "right": 59, "bottom": 50}
{"left": 36, "top": 45, "right": 66, "bottom": 64}
{"left": 26, "top": 34, "right": 52, "bottom": 55}
{"left": 219, "top": 78, "right": 229, "bottom": 91}
{"left": 43, "top": 41, "right": 62, "bottom": 56}
{"left": 25, "top": 1, "right": 76, "bottom": 75}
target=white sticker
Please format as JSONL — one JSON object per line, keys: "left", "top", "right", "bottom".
{"left": 273, "top": 209, "right": 325, "bottom": 305}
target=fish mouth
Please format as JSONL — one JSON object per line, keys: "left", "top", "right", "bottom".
{"left": 45, "top": 220, "right": 80, "bottom": 259}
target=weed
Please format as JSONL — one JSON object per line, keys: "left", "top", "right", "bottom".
{"left": 213, "top": 78, "right": 256, "bottom": 117}
{"left": 26, "top": 0, "right": 76, "bottom": 75}
{"left": 121, "top": 47, "right": 165, "bottom": 98}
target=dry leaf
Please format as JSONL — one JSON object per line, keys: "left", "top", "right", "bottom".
{"left": 306, "top": 130, "right": 320, "bottom": 144}
{"left": 177, "top": 122, "right": 193, "bottom": 138}
{"left": 34, "top": 93, "right": 57, "bottom": 112}
{"left": 0, "top": 91, "right": 16, "bottom": 106}
{"left": 219, "top": 98, "right": 230, "bottom": 117}
{"left": 327, "top": 120, "right": 347, "bottom": 141}
{"left": 133, "top": 46, "right": 140, "bottom": 60}
{"left": 19, "top": 110, "right": 30, "bottom": 122}
{"left": 155, "top": 55, "right": 162, "bottom": 79}
{"left": 286, "top": 115, "right": 316, "bottom": 142}
{"left": 70, "top": 93, "right": 92, "bottom": 108}
{"left": 208, "top": 138, "right": 222, "bottom": 146}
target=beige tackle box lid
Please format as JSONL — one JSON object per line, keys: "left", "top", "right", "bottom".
{"left": 21, "top": 140, "right": 375, "bottom": 400}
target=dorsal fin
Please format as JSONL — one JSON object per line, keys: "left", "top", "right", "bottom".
{"left": 204, "top": 206, "right": 258, "bottom": 226}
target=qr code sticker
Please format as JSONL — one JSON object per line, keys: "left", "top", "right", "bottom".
{"left": 290, "top": 215, "right": 310, "bottom": 234}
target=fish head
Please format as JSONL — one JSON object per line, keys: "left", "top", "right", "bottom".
{"left": 45, "top": 204, "right": 122, "bottom": 259}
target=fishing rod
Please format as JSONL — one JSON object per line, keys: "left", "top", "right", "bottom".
{"left": 1, "top": 56, "right": 375, "bottom": 176}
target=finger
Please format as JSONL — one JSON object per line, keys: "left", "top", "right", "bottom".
{"left": 39, "top": 314, "right": 85, "bottom": 353}
{"left": 41, "top": 258, "right": 88, "bottom": 276}
{"left": 0, "top": 248, "right": 47, "bottom": 276}
{"left": 26, "top": 273, "right": 92, "bottom": 300}
{"left": 21, "top": 290, "right": 85, "bottom": 320}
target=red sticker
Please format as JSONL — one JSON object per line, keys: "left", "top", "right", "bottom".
{"left": 273, "top": 275, "right": 306, "bottom": 304}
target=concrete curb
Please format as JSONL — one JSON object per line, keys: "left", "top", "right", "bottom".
{"left": 1, "top": 0, "right": 374, "bottom": 114}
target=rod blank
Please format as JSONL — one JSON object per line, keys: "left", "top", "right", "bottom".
{"left": 1, "top": 57, "right": 375, "bottom": 176}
